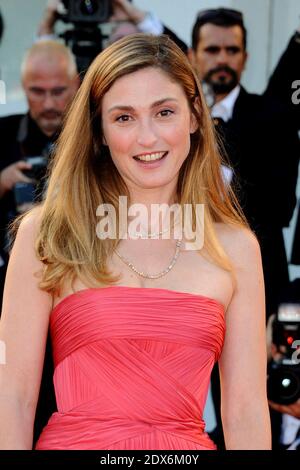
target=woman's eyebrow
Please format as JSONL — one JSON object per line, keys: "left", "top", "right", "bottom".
{"left": 107, "top": 98, "right": 179, "bottom": 114}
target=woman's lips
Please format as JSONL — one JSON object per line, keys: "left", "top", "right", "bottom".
{"left": 133, "top": 151, "right": 168, "bottom": 168}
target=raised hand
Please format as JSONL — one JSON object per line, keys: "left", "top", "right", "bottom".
{"left": 109, "top": 0, "right": 145, "bottom": 24}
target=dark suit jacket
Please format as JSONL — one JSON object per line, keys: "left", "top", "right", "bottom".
{"left": 265, "top": 32, "right": 300, "bottom": 129}
{"left": 264, "top": 32, "right": 300, "bottom": 265}
{"left": 0, "top": 113, "right": 55, "bottom": 255}
{"left": 291, "top": 209, "right": 300, "bottom": 264}
{"left": 163, "top": 26, "right": 188, "bottom": 54}
{"left": 217, "top": 87, "right": 299, "bottom": 317}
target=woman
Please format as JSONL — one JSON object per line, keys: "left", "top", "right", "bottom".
{"left": 0, "top": 34, "right": 271, "bottom": 450}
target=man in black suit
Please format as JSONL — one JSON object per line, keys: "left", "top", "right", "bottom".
{"left": 265, "top": 25, "right": 300, "bottom": 266}
{"left": 188, "top": 8, "right": 300, "bottom": 449}
{"left": 188, "top": 8, "right": 299, "bottom": 320}
{"left": 265, "top": 26, "right": 300, "bottom": 130}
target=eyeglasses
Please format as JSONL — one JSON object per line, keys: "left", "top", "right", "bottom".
{"left": 26, "top": 86, "right": 69, "bottom": 102}
{"left": 196, "top": 8, "right": 244, "bottom": 24}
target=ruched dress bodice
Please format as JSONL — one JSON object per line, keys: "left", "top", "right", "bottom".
{"left": 35, "top": 286, "right": 225, "bottom": 450}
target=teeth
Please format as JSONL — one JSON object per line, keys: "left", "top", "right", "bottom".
{"left": 135, "top": 152, "right": 166, "bottom": 162}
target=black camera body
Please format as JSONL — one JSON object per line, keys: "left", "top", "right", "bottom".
{"left": 267, "top": 361, "right": 300, "bottom": 405}
{"left": 23, "top": 156, "right": 48, "bottom": 181}
{"left": 14, "top": 156, "right": 48, "bottom": 212}
{"left": 267, "top": 301, "right": 300, "bottom": 405}
{"left": 59, "top": 0, "right": 132, "bottom": 74}
{"left": 61, "top": 0, "right": 112, "bottom": 24}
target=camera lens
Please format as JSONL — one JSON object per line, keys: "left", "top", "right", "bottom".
{"left": 80, "top": 0, "right": 98, "bottom": 15}
{"left": 267, "top": 366, "right": 300, "bottom": 405}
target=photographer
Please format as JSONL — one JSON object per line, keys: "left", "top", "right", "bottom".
{"left": 267, "top": 279, "right": 300, "bottom": 449}
{"left": 37, "top": 0, "right": 187, "bottom": 54}
{"left": 0, "top": 40, "right": 79, "bottom": 306}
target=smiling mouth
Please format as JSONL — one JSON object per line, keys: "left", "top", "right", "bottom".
{"left": 133, "top": 151, "right": 168, "bottom": 162}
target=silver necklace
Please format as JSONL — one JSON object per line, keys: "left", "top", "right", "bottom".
{"left": 127, "top": 225, "right": 171, "bottom": 239}
{"left": 127, "top": 219, "right": 181, "bottom": 239}
{"left": 114, "top": 239, "right": 182, "bottom": 279}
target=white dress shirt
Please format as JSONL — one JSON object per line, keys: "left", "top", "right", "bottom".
{"left": 211, "top": 85, "right": 241, "bottom": 122}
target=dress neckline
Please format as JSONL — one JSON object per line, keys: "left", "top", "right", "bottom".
{"left": 51, "top": 285, "right": 225, "bottom": 316}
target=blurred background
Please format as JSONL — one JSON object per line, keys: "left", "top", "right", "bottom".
{"left": 0, "top": 0, "right": 300, "bottom": 112}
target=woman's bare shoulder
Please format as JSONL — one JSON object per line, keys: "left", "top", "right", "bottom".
{"left": 18, "top": 205, "right": 43, "bottom": 229}
{"left": 12, "top": 205, "right": 44, "bottom": 245}
{"left": 8, "top": 205, "right": 46, "bottom": 287}
{"left": 214, "top": 222, "right": 261, "bottom": 266}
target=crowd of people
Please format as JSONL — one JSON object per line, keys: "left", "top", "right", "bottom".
{"left": 0, "top": 0, "right": 299, "bottom": 451}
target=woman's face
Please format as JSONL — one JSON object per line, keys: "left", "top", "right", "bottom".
{"left": 101, "top": 67, "right": 197, "bottom": 193}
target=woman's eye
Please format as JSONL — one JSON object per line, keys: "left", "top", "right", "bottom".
{"left": 116, "top": 115, "right": 132, "bottom": 122}
{"left": 159, "top": 109, "right": 174, "bottom": 117}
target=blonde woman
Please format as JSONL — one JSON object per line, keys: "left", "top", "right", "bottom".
{"left": 0, "top": 34, "right": 271, "bottom": 450}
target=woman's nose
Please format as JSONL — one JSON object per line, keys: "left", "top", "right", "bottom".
{"left": 136, "top": 119, "right": 158, "bottom": 147}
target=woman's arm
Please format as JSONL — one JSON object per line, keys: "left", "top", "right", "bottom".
{"left": 218, "top": 226, "right": 271, "bottom": 449}
{"left": 0, "top": 210, "right": 52, "bottom": 449}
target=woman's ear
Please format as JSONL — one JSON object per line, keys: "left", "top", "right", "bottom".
{"left": 190, "top": 97, "right": 201, "bottom": 134}
{"left": 102, "top": 134, "right": 107, "bottom": 146}
{"left": 190, "top": 113, "right": 198, "bottom": 134}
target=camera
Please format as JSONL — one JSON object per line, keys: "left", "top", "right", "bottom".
{"left": 59, "top": 1, "right": 114, "bottom": 74}
{"left": 14, "top": 156, "right": 48, "bottom": 213}
{"left": 23, "top": 156, "right": 48, "bottom": 181}
{"left": 58, "top": 0, "right": 132, "bottom": 74}
{"left": 267, "top": 299, "right": 300, "bottom": 405}
{"left": 267, "top": 362, "right": 300, "bottom": 405}
{"left": 61, "top": 0, "right": 112, "bottom": 24}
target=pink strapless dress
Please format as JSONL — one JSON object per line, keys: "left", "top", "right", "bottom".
{"left": 35, "top": 286, "right": 225, "bottom": 450}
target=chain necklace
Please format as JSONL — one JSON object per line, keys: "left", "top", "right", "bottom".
{"left": 114, "top": 239, "right": 182, "bottom": 279}
{"left": 127, "top": 225, "right": 171, "bottom": 239}
{"left": 127, "top": 219, "right": 181, "bottom": 239}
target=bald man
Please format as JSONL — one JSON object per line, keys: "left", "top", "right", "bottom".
{"left": 0, "top": 40, "right": 79, "bottom": 196}
{"left": 0, "top": 40, "right": 79, "bottom": 303}
{"left": 21, "top": 40, "right": 79, "bottom": 137}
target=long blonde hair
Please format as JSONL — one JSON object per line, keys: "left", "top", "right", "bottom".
{"left": 35, "top": 34, "right": 247, "bottom": 294}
